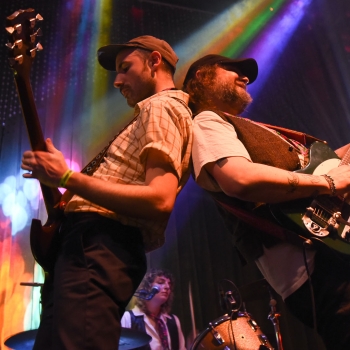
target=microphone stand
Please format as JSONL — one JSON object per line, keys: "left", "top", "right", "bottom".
{"left": 267, "top": 291, "right": 284, "bottom": 350}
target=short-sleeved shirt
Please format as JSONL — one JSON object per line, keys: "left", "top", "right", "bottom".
{"left": 192, "top": 110, "right": 315, "bottom": 300}
{"left": 65, "top": 89, "right": 193, "bottom": 252}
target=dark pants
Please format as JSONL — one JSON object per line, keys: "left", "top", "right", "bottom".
{"left": 285, "top": 251, "right": 350, "bottom": 350}
{"left": 34, "top": 212, "right": 147, "bottom": 350}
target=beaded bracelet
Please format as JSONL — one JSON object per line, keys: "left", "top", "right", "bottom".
{"left": 322, "top": 174, "right": 337, "bottom": 196}
{"left": 59, "top": 169, "right": 74, "bottom": 188}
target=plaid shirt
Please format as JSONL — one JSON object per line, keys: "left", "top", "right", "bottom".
{"left": 65, "top": 89, "right": 193, "bottom": 252}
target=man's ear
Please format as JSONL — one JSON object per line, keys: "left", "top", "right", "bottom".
{"left": 149, "top": 51, "right": 162, "bottom": 70}
{"left": 195, "top": 69, "right": 202, "bottom": 79}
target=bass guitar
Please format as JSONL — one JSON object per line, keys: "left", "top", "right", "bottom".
{"left": 269, "top": 141, "right": 350, "bottom": 258}
{"left": 6, "top": 9, "right": 66, "bottom": 271}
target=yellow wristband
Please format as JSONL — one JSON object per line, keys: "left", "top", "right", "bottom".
{"left": 59, "top": 169, "right": 74, "bottom": 188}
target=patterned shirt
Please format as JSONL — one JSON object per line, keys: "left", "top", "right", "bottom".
{"left": 65, "top": 89, "right": 193, "bottom": 252}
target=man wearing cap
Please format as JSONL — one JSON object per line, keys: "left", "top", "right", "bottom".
{"left": 183, "top": 54, "right": 350, "bottom": 349}
{"left": 21, "top": 35, "right": 192, "bottom": 349}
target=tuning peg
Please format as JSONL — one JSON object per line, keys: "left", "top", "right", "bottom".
{"left": 5, "top": 39, "right": 23, "bottom": 50}
{"left": 29, "top": 18, "right": 36, "bottom": 28}
{"left": 29, "top": 43, "right": 43, "bottom": 57}
{"left": 14, "top": 23, "right": 22, "bottom": 34}
{"left": 5, "top": 26, "right": 14, "bottom": 34}
{"left": 6, "top": 23, "right": 23, "bottom": 34}
{"left": 28, "top": 13, "right": 44, "bottom": 29}
{"left": 30, "top": 28, "right": 43, "bottom": 43}
{"left": 8, "top": 55, "right": 23, "bottom": 67}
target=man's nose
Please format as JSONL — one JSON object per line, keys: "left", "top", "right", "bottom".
{"left": 114, "top": 74, "right": 122, "bottom": 88}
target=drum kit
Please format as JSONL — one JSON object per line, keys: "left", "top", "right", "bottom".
{"left": 4, "top": 282, "right": 151, "bottom": 350}
{"left": 4, "top": 328, "right": 151, "bottom": 350}
{"left": 190, "top": 279, "right": 284, "bottom": 350}
{"left": 4, "top": 279, "right": 282, "bottom": 350}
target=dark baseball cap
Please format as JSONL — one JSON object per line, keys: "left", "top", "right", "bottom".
{"left": 97, "top": 35, "right": 179, "bottom": 71}
{"left": 183, "top": 54, "right": 258, "bottom": 86}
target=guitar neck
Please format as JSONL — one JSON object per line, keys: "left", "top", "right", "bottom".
{"left": 14, "top": 73, "right": 46, "bottom": 151}
{"left": 14, "top": 73, "right": 62, "bottom": 219}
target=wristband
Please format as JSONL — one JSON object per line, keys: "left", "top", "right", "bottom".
{"left": 59, "top": 169, "right": 74, "bottom": 188}
{"left": 322, "top": 174, "right": 337, "bottom": 196}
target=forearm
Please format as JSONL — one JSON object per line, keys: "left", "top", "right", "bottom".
{"left": 225, "top": 163, "right": 330, "bottom": 203}
{"left": 209, "top": 158, "right": 337, "bottom": 203}
{"left": 64, "top": 171, "right": 176, "bottom": 220}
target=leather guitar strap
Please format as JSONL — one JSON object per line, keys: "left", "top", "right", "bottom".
{"left": 215, "top": 198, "right": 308, "bottom": 247}
{"left": 60, "top": 116, "right": 137, "bottom": 205}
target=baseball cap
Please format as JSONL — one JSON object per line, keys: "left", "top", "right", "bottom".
{"left": 183, "top": 54, "right": 258, "bottom": 86}
{"left": 97, "top": 35, "right": 179, "bottom": 71}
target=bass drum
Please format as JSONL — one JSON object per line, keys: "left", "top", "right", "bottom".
{"left": 191, "top": 313, "right": 272, "bottom": 350}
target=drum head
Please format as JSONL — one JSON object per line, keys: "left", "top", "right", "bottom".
{"left": 191, "top": 314, "right": 272, "bottom": 350}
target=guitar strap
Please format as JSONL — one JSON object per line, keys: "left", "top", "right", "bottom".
{"left": 218, "top": 112, "right": 325, "bottom": 146}
{"left": 60, "top": 115, "right": 137, "bottom": 204}
{"left": 213, "top": 196, "right": 307, "bottom": 248}
{"left": 257, "top": 122, "right": 324, "bottom": 146}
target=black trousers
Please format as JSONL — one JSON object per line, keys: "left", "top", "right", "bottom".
{"left": 285, "top": 251, "right": 350, "bottom": 350}
{"left": 33, "top": 212, "right": 147, "bottom": 350}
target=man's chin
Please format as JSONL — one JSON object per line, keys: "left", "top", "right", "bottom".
{"left": 126, "top": 99, "right": 136, "bottom": 108}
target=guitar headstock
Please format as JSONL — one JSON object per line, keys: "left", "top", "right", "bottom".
{"left": 5, "top": 8, "right": 44, "bottom": 78}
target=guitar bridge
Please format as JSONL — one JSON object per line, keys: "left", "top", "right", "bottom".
{"left": 302, "top": 202, "right": 340, "bottom": 237}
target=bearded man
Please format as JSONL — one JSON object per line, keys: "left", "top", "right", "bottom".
{"left": 183, "top": 54, "right": 350, "bottom": 350}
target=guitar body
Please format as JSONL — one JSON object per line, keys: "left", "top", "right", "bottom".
{"left": 270, "top": 141, "right": 350, "bottom": 258}
{"left": 6, "top": 9, "right": 64, "bottom": 271}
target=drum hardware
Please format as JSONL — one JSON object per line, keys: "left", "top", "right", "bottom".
{"left": 4, "top": 283, "right": 151, "bottom": 349}
{"left": 218, "top": 279, "right": 242, "bottom": 314}
{"left": 190, "top": 312, "right": 273, "bottom": 350}
{"left": 4, "top": 328, "right": 151, "bottom": 350}
{"left": 209, "top": 322, "right": 225, "bottom": 345}
{"left": 267, "top": 294, "right": 283, "bottom": 350}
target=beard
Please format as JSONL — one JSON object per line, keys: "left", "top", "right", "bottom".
{"left": 215, "top": 80, "right": 253, "bottom": 114}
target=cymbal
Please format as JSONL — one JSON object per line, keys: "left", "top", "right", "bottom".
{"left": 4, "top": 328, "right": 151, "bottom": 350}
{"left": 119, "top": 328, "right": 152, "bottom": 349}
{"left": 4, "top": 330, "right": 37, "bottom": 350}
{"left": 239, "top": 278, "right": 273, "bottom": 302}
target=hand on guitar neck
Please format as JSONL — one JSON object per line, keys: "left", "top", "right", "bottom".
{"left": 21, "top": 138, "right": 70, "bottom": 188}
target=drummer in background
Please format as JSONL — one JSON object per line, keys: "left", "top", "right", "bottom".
{"left": 121, "top": 268, "right": 186, "bottom": 350}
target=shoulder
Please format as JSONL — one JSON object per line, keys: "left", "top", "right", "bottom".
{"left": 194, "top": 110, "right": 231, "bottom": 126}
{"left": 139, "top": 90, "right": 189, "bottom": 111}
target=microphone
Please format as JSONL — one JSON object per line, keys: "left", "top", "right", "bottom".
{"left": 145, "top": 286, "right": 160, "bottom": 300}
{"left": 134, "top": 286, "right": 160, "bottom": 300}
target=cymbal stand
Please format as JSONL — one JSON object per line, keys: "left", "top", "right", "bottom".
{"left": 267, "top": 291, "right": 284, "bottom": 350}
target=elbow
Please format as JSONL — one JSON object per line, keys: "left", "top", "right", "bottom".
{"left": 220, "top": 181, "right": 252, "bottom": 201}
{"left": 152, "top": 196, "right": 176, "bottom": 220}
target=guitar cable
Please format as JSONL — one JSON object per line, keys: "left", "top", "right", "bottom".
{"left": 302, "top": 239, "right": 317, "bottom": 331}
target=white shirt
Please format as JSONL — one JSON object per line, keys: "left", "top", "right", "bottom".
{"left": 121, "top": 306, "right": 186, "bottom": 350}
{"left": 192, "top": 111, "right": 316, "bottom": 299}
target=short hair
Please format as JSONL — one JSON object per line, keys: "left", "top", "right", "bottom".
{"left": 135, "top": 268, "right": 175, "bottom": 314}
{"left": 135, "top": 48, "right": 175, "bottom": 76}
{"left": 183, "top": 64, "right": 218, "bottom": 114}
